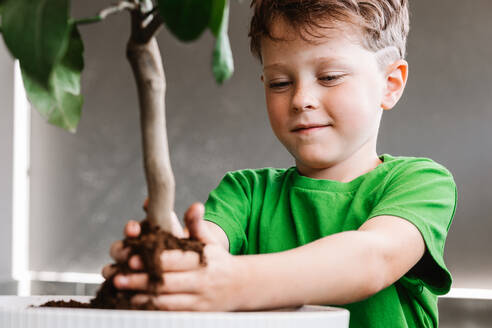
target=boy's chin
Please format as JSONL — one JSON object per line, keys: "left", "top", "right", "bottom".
{"left": 294, "top": 155, "right": 339, "bottom": 171}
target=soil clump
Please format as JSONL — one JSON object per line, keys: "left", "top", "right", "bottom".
{"left": 40, "top": 219, "right": 205, "bottom": 310}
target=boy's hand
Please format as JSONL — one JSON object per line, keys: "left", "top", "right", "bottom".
{"left": 101, "top": 199, "right": 186, "bottom": 280}
{"left": 109, "top": 203, "right": 245, "bottom": 311}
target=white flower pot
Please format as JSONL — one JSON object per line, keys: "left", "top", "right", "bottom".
{"left": 0, "top": 295, "right": 349, "bottom": 328}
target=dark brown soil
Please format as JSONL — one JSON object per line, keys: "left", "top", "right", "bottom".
{"left": 40, "top": 219, "right": 205, "bottom": 310}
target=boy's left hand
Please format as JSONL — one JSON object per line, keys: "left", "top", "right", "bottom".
{"left": 113, "top": 203, "right": 245, "bottom": 311}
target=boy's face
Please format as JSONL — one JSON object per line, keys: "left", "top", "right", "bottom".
{"left": 261, "top": 19, "right": 392, "bottom": 178}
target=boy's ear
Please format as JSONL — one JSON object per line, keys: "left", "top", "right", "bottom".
{"left": 381, "top": 59, "right": 408, "bottom": 110}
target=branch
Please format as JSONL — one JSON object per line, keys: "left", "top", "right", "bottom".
{"left": 127, "top": 21, "right": 175, "bottom": 231}
{"left": 141, "top": 13, "right": 163, "bottom": 42}
{"left": 73, "top": 1, "right": 138, "bottom": 26}
{"left": 129, "top": 8, "right": 163, "bottom": 44}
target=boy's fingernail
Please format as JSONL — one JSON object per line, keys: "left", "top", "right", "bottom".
{"left": 130, "top": 255, "right": 142, "bottom": 269}
{"left": 132, "top": 294, "right": 148, "bottom": 305}
{"left": 116, "top": 275, "right": 128, "bottom": 286}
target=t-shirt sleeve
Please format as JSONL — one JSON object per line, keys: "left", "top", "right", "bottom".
{"left": 368, "top": 159, "right": 457, "bottom": 295}
{"left": 203, "top": 171, "right": 252, "bottom": 255}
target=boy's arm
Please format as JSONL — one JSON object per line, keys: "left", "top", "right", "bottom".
{"left": 236, "top": 215, "right": 425, "bottom": 309}
{"left": 110, "top": 208, "right": 425, "bottom": 311}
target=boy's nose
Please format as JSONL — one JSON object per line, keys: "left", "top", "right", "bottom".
{"left": 291, "top": 87, "right": 319, "bottom": 113}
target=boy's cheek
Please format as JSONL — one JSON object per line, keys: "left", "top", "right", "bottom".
{"left": 265, "top": 108, "right": 288, "bottom": 132}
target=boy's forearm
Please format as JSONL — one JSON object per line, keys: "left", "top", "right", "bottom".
{"left": 235, "top": 230, "right": 386, "bottom": 310}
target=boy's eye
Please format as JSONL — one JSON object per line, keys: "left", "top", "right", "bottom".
{"left": 319, "top": 75, "right": 343, "bottom": 82}
{"left": 268, "top": 81, "right": 291, "bottom": 89}
{"left": 267, "top": 75, "right": 344, "bottom": 90}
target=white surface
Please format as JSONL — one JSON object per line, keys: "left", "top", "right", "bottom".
{"left": 442, "top": 288, "right": 492, "bottom": 300}
{"left": 28, "top": 271, "right": 103, "bottom": 284}
{"left": 0, "top": 295, "right": 349, "bottom": 328}
{"left": 12, "top": 60, "right": 31, "bottom": 296}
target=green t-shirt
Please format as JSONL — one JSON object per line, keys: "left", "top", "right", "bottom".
{"left": 204, "top": 154, "right": 457, "bottom": 328}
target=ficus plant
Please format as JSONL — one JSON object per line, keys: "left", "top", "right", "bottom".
{"left": 0, "top": 0, "right": 234, "bottom": 232}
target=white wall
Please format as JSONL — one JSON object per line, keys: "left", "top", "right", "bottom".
{"left": 0, "top": 39, "right": 15, "bottom": 293}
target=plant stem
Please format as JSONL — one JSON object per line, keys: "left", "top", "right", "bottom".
{"left": 73, "top": 1, "right": 137, "bottom": 26}
{"left": 73, "top": 16, "right": 103, "bottom": 25}
{"left": 126, "top": 9, "right": 175, "bottom": 232}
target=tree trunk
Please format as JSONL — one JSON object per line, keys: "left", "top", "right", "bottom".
{"left": 126, "top": 11, "right": 175, "bottom": 232}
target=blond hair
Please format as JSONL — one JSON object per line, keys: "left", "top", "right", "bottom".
{"left": 249, "top": 0, "right": 410, "bottom": 66}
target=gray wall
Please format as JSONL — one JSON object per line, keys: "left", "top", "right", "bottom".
{"left": 26, "top": 0, "right": 492, "bottom": 290}
{"left": 379, "top": 1, "right": 492, "bottom": 288}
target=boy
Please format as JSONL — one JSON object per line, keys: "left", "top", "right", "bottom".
{"left": 104, "top": 0, "right": 457, "bottom": 327}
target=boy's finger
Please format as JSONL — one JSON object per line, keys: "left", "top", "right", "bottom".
{"left": 143, "top": 198, "right": 149, "bottom": 212}
{"left": 113, "top": 273, "right": 148, "bottom": 290}
{"left": 143, "top": 294, "right": 200, "bottom": 311}
{"left": 129, "top": 255, "right": 144, "bottom": 270}
{"left": 184, "top": 203, "right": 216, "bottom": 244}
{"left": 131, "top": 293, "right": 198, "bottom": 311}
{"left": 157, "top": 271, "right": 201, "bottom": 294}
{"left": 110, "top": 240, "right": 130, "bottom": 262}
{"left": 160, "top": 250, "right": 201, "bottom": 272}
{"left": 101, "top": 264, "right": 117, "bottom": 279}
{"left": 125, "top": 220, "right": 141, "bottom": 238}
{"left": 131, "top": 294, "right": 151, "bottom": 306}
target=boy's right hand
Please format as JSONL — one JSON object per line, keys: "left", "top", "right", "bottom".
{"left": 101, "top": 199, "right": 186, "bottom": 280}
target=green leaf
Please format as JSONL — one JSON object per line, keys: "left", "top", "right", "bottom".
{"left": 209, "top": 0, "right": 226, "bottom": 37}
{"left": 0, "top": 2, "right": 4, "bottom": 30}
{"left": 2, "top": 0, "right": 70, "bottom": 88}
{"left": 158, "top": 0, "right": 213, "bottom": 42}
{"left": 22, "top": 25, "right": 84, "bottom": 133}
{"left": 211, "top": 0, "right": 233, "bottom": 84}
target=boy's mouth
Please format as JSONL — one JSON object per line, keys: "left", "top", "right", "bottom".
{"left": 291, "top": 123, "right": 332, "bottom": 133}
